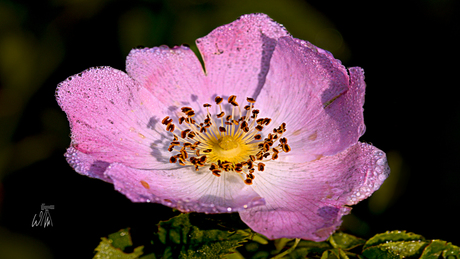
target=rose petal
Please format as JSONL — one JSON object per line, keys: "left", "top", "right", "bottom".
{"left": 103, "top": 162, "right": 265, "bottom": 213}
{"left": 256, "top": 37, "right": 365, "bottom": 162}
{"left": 65, "top": 146, "right": 264, "bottom": 212}
{"left": 238, "top": 142, "right": 389, "bottom": 241}
{"left": 65, "top": 146, "right": 113, "bottom": 183}
{"left": 126, "top": 45, "right": 210, "bottom": 114}
{"left": 56, "top": 67, "right": 175, "bottom": 169}
{"left": 196, "top": 13, "right": 289, "bottom": 100}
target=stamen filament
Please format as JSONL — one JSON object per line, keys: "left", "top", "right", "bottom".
{"left": 162, "top": 95, "right": 290, "bottom": 185}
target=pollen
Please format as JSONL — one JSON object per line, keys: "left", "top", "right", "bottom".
{"left": 161, "top": 95, "right": 290, "bottom": 185}
{"left": 140, "top": 180, "right": 150, "bottom": 189}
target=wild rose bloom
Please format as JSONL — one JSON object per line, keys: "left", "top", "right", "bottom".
{"left": 56, "top": 13, "right": 389, "bottom": 241}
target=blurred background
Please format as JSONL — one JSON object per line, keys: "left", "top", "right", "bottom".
{"left": 0, "top": 0, "right": 458, "bottom": 258}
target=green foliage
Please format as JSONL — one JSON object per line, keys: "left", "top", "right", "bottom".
{"left": 237, "top": 231, "right": 460, "bottom": 259}
{"left": 156, "top": 213, "right": 248, "bottom": 259}
{"left": 319, "top": 248, "right": 349, "bottom": 259}
{"left": 361, "top": 231, "right": 460, "bottom": 259}
{"left": 363, "top": 231, "right": 425, "bottom": 250}
{"left": 330, "top": 232, "right": 366, "bottom": 251}
{"left": 93, "top": 228, "right": 144, "bottom": 259}
{"left": 94, "top": 215, "right": 460, "bottom": 259}
{"left": 93, "top": 215, "right": 247, "bottom": 259}
{"left": 107, "top": 228, "right": 136, "bottom": 251}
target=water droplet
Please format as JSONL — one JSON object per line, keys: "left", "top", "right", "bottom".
{"left": 374, "top": 150, "right": 384, "bottom": 157}
{"left": 359, "top": 124, "right": 366, "bottom": 135}
{"left": 377, "top": 157, "right": 387, "bottom": 166}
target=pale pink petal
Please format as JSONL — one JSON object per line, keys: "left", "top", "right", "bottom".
{"left": 196, "top": 13, "right": 289, "bottom": 99}
{"left": 56, "top": 67, "right": 176, "bottom": 169}
{"left": 239, "top": 142, "right": 389, "bottom": 241}
{"left": 103, "top": 162, "right": 265, "bottom": 213}
{"left": 64, "top": 146, "right": 264, "bottom": 212}
{"left": 126, "top": 45, "right": 210, "bottom": 114}
{"left": 256, "top": 37, "right": 365, "bottom": 162}
{"left": 65, "top": 146, "right": 113, "bottom": 183}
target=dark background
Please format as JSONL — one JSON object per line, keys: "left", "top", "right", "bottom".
{"left": 0, "top": 0, "right": 458, "bottom": 258}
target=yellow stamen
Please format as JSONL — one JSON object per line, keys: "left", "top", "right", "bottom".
{"left": 161, "top": 95, "right": 291, "bottom": 184}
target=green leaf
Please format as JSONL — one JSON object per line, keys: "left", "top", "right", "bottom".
{"left": 93, "top": 237, "right": 144, "bottom": 259}
{"left": 363, "top": 231, "right": 425, "bottom": 249}
{"left": 362, "top": 240, "right": 428, "bottom": 259}
{"left": 234, "top": 229, "right": 269, "bottom": 245}
{"left": 178, "top": 240, "right": 242, "bottom": 258}
{"left": 94, "top": 228, "right": 144, "bottom": 259}
{"left": 155, "top": 213, "right": 248, "bottom": 258}
{"left": 362, "top": 244, "right": 400, "bottom": 259}
{"left": 297, "top": 239, "right": 332, "bottom": 253}
{"left": 330, "top": 232, "right": 366, "bottom": 250}
{"left": 108, "top": 228, "right": 134, "bottom": 250}
{"left": 274, "top": 238, "right": 293, "bottom": 253}
{"left": 223, "top": 251, "right": 245, "bottom": 259}
{"left": 442, "top": 242, "right": 460, "bottom": 258}
{"left": 139, "top": 253, "right": 157, "bottom": 259}
{"left": 321, "top": 248, "right": 349, "bottom": 259}
{"left": 418, "top": 239, "right": 460, "bottom": 259}
{"left": 284, "top": 247, "right": 310, "bottom": 258}
{"left": 248, "top": 232, "right": 269, "bottom": 245}
{"left": 276, "top": 239, "right": 332, "bottom": 258}
{"left": 420, "top": 240, "right": 449, "bottom": 259}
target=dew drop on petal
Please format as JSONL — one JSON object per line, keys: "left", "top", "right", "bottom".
{"left": 377, "top": 157, "right": 386, "bottom": 166}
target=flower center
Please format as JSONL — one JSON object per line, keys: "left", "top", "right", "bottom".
{"left": 209, "top": 134, "right": 255, "bottom": 164}
{"left": 161, "top": 95, "right": 291, "bottom": 185}
{"left": 218, "top": 135, "right": 239, "bottom": 150}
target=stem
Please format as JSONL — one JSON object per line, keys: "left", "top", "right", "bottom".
{"left": 271, "top": 238, "right": 301, "bottom": 259}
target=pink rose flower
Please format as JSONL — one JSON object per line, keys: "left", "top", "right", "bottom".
{"left": 56, "top": 13, "right": 389, "bottom": 241}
